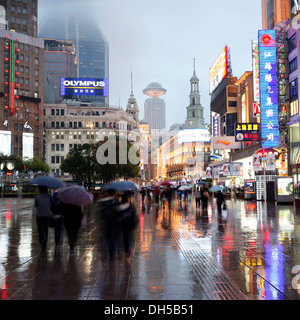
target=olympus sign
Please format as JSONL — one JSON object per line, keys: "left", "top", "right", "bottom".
{"left": 63, "top": 80, "right": 106, "bottom": 87}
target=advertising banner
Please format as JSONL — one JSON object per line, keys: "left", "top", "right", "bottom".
{"left": 213, "top": 136, "right": 241, "bottom": 150}
{"left": 22, "top": 132, "right": 34, "bottom": 159}
{"left": 258, "top": 30, "right": 279, "bottom": 148}
{"left": 253, "top": 153, "right": 262, "bottom": 171}
{"left": 266, "top": 153, "right": 276, "bottom": 171}
{"left": 235, "top": 123, "right": 259, "bottom": 142}
{"left": 212, "top": 112, "right": 220, "bottom": 137}
{"left": 209, "top": 46, "right": 228, "bottom": 94}
{"left": 0, "top": 130, "right": 11, "bottom": 156}
{"left": 61, "top": 78, "right": 108, "bottom": 96}
{"left": 252, "top": 40, "right": 260, "bottom": 102}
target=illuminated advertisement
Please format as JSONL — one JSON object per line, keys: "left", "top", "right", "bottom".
{"left": 258, "top": 30, "right": 279, "bottom": 148}
{"left": 178, "top": 129, "right": 210, "bottom": 144}
{"left": 277, "top": 176, "right": 294, "bottom": 203}
{"left": 22, "top": 132, "right": 33, "bottom": 159}
{"left": 0, "top": 130, "right": 11, "bottom": 156}
{"left": 235, "top": 123, "right": 259, "bottom": 142}
{"left": 212, "top": 112, "right": 220, "bottom": 137}
{"left": 252, "top": 40, "right": 260, "bottom": 102}
{"left": 253, "top": 102, "right": 260, "bottom": 118}
{"left": 209, "top": 46, "right": 228, "bottom": 94}
{"left": 61, "top": 78, "right": 108, "bottom": 96}
{"left": 245, "top": 180, "right": 256, "bottom": 194}
{"left": 277, "top": 177, "right": 293, "bottom": 196}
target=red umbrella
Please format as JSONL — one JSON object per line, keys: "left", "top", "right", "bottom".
{"left": 160, "top": 181, "right": 170, "bottom": 186}
{"left": 57, "top": 185, "right": 94, "bottom": 206}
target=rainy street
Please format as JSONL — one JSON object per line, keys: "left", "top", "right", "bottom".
{"left": 0, "top": 195, "right": 300, "bottom": 301}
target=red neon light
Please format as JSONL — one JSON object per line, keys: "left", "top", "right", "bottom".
{"left": 10, "top": 82, "right": 14, "bottom": 116}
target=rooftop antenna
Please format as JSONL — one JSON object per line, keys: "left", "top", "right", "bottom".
{"left": 131, "top": 65, "right": 133, "bottom": 94}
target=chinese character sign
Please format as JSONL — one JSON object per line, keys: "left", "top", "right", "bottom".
{"left": 258, "top": 30, "right": 279, "bottom": 148}
{"left": 252, "top": 40, "right": 260, "bottom": 102}
{"left": 212, "top": 113, "right": 220, "bottom": 137}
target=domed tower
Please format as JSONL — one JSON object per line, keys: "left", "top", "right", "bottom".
{"left": 143, "top": 78, "right": 167, "bottom": 130}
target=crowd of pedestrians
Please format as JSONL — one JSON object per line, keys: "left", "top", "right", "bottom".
{"left": 33, "top": 181, "right": 226, "bottom": 259}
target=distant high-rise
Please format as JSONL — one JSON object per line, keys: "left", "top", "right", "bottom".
{"left": 38, "top": 2, "right": 109, "bottom": 104}
{"left": 143, "top": 80, "right": 166, "bottom": 131}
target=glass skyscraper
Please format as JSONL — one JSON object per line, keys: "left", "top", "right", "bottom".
{"left": 38, "top": 1, "right": 109, "bottom": 104}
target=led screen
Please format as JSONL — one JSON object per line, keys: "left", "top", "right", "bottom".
{"left": 0, "top": 130, "right": 11, "bottom": 156}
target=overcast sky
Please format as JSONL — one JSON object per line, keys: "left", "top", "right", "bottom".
{"left": 39, "top": 0, "right": 262, "bottom": 128}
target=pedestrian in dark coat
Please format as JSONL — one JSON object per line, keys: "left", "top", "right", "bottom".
{"left": 117, "top": 193, "right": 138, "bottom": 261}
{"left": 215, "top": 191, "right": 225, "bottom": 214}
{"left": 51, "top": 192, "right": 64, "bottom": 247}
{"left": 61, "top": 202, "right": 83, "bottom": 255}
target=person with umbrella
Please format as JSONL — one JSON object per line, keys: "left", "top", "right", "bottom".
{"left": 34, "top": 186, "right": 52, "bottom": 251}
{"left": 57, "top": 185, "right": 93, "bottom": 255}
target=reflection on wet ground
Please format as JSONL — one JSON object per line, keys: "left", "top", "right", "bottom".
{"left": 0, "top": 196, "right": 300, "bottom": 300}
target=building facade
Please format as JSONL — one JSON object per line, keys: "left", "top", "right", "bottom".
{"left": 44, "top": 101, "right": 139, "bottom": 177}
{"left": 262, "top": 0, "right": 289, "bottom": 29}
{"left": 44, "top": 39, "right": 77, "bottom": 103}
{"left": 0, "top": 1, "right": 44, "bottom": 159}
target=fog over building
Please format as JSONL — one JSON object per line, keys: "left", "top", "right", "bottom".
{"left": 38, "top": 1, "right": 109, "bottom": 104}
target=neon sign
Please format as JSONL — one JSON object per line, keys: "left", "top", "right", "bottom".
{"left": 258, "top": 30, "right": 279, "bottom": 148}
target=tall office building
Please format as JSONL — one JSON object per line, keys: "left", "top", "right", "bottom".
{"left": 44, "top": 39, "right": 77, "bottom": 103}
{"left": 38, "top": 1, "right": 109, "bottom": 104}
{"left": 0, "top": 0, "right": 44, "bottom": 159}
{"left": 143, "top": 79, "right": 166, "bottom": 131}
{"left": 262, "top": 0, "right": 289, "bottom": 29}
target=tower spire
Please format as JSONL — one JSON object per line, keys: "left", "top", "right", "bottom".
{"left": 131, "top": 65, "right": 133, "bottom": 94}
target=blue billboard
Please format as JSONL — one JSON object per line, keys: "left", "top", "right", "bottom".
{"left": 61, "top": 78, "right": 108, "bottom": 96}
{"left": 258, "top": 30, "right": 279, "bottom": 148}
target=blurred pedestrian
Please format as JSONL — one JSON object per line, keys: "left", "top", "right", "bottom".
{"left": 153, "top": 187, "right": 160, "bottom": 204}
{"left": 215, "top": 190, "right": 225, "bottom": 214}
{"left": 99, "top": 190, "right": 121, "bottom": 260}
{"left": 61, "top": 202, "right": 83, "bottom": 255}
{"left": 34, "top": 186, "right": 52, "bottom": 251}
{"left": 117, "top": 193, "right": 138, "bottom": 261}
{"left": 141, "top": 188, "right": 146, "bottom": 202}
{"left": 165, "top": 185, "right": 172, "bottom": 209}
{"left": 202, "top": 185, "right": 209, "bottom": 210}
{"left": 51, "top": 192, "right": 64, "bottom": 247}
{"left": 195, "top": 187, "right": 201, "bottom": 208}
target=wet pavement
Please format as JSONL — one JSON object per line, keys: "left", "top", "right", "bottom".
{"left": 0, "top": 196, "right": 300, "bottom": 300}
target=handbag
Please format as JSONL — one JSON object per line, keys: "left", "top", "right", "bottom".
{"left": 222, "top": 203, "right": 227, "bottom": 210}
{"left": 81, "top": 214, "right": 87, "bottom": 227}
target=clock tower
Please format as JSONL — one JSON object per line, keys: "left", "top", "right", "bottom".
{"left": 184, "top": 59, "right": 205, "bottom": 129}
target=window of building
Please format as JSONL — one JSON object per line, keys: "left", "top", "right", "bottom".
{"left": 290, "top": 78, "right": 298, "bottom": 102}
{"left": 289, "top": 33, "right": 297, "bottom": 52}
{"left": 290, "top": 100, "right": 299, "bottom": 116}
{"left": 51, "top": 144, "right": 55, "bottom": 151}
{"left": 290, "top": 57, "right": 298, "bottom": 73}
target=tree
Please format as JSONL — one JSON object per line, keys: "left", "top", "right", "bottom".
{"left": 24, "top": 157, "right": 50, "bottom": 173}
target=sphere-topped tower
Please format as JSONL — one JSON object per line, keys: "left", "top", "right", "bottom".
{"left": 143, "top": 79, "right": 167, "bottom": 130}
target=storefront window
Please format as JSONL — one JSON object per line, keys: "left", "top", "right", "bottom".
{"left": 291, "top": 100, "right": 299, "bottom": 116}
